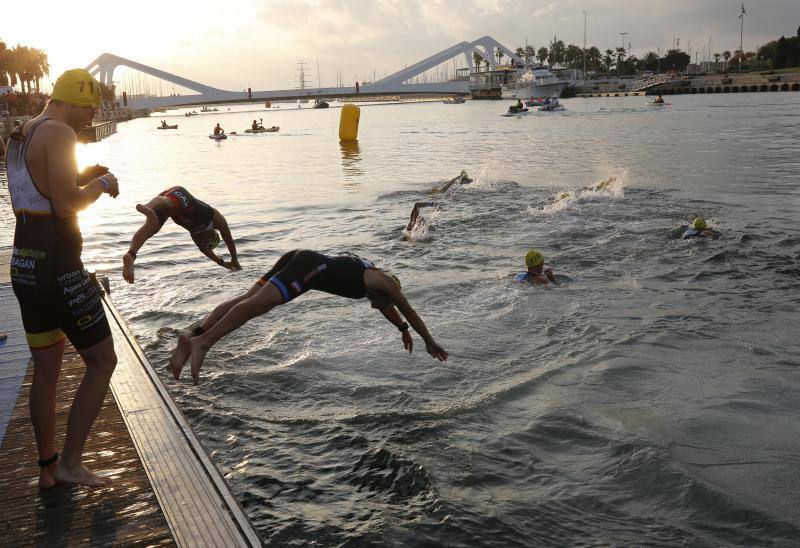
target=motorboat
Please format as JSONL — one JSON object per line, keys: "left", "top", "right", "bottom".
{"left": 312, "top": 98, "right": 329, "bottom": 109}
{"left": 501, "top": 106, "right": 529, "bottom": 117}
{"left": 443, "top": 97, "right": 466, "bottom": 104}
{"left": 502, "top": 65, "right": 568, "bottom": 99}
{"left": 185, "top": 111, "right": 198, "bottom": 117}
{"left": 538, "top": 104, "right": 565, "bottom": 112}
{"left": 525, "top": 97, "right": 547, "bottom": 107}
{"left": 200, "top": 106, "right": 219, "bottom": 112}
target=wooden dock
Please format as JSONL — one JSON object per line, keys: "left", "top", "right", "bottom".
{"left": 0, "top": 279, "right": 261, "bottom": 547}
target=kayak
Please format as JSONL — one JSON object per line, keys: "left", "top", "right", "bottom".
{"left": 646, "top": 101, "right": 670, "bottom": 106}
{"left": 209, "top": 134, "right": 227, "bottom": 140}
{"left": 157, "top": 124, "right": 178, "bottom": 130}
{"left": 244, "top": 126, "right": 280, "bottom": 133}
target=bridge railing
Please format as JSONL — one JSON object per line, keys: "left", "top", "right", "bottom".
{"left": 632, "top": 74, "right": 670, "bottom": 91}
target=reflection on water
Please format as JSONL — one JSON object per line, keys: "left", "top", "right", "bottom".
{"left": 339, "top": 140, "right": 362, "bottom": 180}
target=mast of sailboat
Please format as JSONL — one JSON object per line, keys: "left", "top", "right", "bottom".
{"left": 316, "top": 56, "right": 322, "bottom": 90}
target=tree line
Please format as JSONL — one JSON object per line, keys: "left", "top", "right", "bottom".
{"left": 0, "top": 39, "right": 50, "bottom": 93}
{"left": 470, "top": 26, "right": 800, "bottom": 77}
{"left": 757, "top": 26, "right": 800, "bottom": 69}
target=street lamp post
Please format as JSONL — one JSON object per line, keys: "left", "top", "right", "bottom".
{"left": 738, "top": 4, "right": 746, "bottom": 73}
{"left": 583, "top": 10, "right": 587, "bottom": 80}
{"left": 619, "top": 32, "right": 628, "bottom": 77}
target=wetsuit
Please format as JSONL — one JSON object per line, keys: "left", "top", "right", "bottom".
{"left": 7, "top": 118, "right": 110, "bottom": 349}
{"left": 156, "top": 186, "right": 215, "bottom": 234}
{"left": 257, "top": 250, "right": 375, "bottom": 303}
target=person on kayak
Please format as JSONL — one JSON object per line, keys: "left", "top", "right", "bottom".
{"left": 654, "top": 95, "right": 665, "bottom": 104}
{"left": 122, "top": 186, "right": 241, "bottom": 283}
{"left": 213, "top": 123, "right": 224, "bottom": 136}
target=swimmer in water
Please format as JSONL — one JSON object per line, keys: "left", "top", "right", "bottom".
{"left": 682, "top": 217, "right": 719, "bottom": 240}
{"left": 403, "top": 201, "right": 436, "bottom": 239}
{"left": 122, "top": 186, "right": 241, "bottom": 283}
{"left": 431, "top": 170, "right": 472, "bottom": 194}
{"left": 169, "top": 250, "right": 448, "bottom": 384}
{"left": 516, "top": 249, "right": 555, "bottom": 285}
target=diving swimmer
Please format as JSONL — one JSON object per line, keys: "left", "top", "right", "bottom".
{"left": 515, "top": 249, "right": 556, "bottom": 285}
{"left": 122, "top": 186, "right": 241, "bottom": 283}
{"left": 682, "top": 217, "right": 719, "bottom": 240}
{"left": 169, "top": 250, "right": 449, "bottom": 384}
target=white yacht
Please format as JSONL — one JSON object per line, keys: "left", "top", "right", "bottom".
{"left": 501, "top": 65, "right": 568, "bottom": 99}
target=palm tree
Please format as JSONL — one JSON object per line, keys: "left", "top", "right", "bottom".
{"left": 603, "top": 49, "right": 615, "bottom": 75}
{"left": 722, "top": 50, "right": 731, "bottom": 70}
{"left": 473, "top": 51, "right": 484, "bottom": 71}
{"left": 13, "top": 45, "right": 33, "bottom": 93}
{"left": 495, "top": 49, "right": 504, "bottom": 66}
{"left": 524, "top": 45, "right": 535, "bottom": 64}
{"left": 0, "top": 39, "right": 10, "bottom": 86}
{"left": 616, "top": 46, "right": 627, "bottom": 76}
{"left": 537, "top": 47, "right": 549, "bottom": 65}
{"left": 585, "top": 46, "right": 601, "bottom": 72}
{"left": 30, "top": 47, "right": 49, "bottom": 92}
{"left": 549, "top": 38, "right": 565, "bottom": 66}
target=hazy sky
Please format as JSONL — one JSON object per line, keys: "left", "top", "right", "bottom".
{"left": 4, "top": 0, "right": 799, "bottom": 92}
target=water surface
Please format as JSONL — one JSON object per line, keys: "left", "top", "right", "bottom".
{"left": 2, "top": 94, "right": 800, "bottom": 546}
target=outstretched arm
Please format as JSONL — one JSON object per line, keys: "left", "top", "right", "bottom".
{"left": 406, "top": 202, "right": 435, "bottom": 231}
{"left": 213, "top": 210, "right": 241, "bottom": 269}
{"left": 380, "top": 305, "right": 414, "bottom": 353}
{"left": 366, "top": 271, "right": 447, "bottom": 361}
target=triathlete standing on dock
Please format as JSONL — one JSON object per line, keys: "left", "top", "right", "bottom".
{"left": 169, "top": 250, "right": 448, "bottom": 384}
{"left": 122, "top": 186, "right": 241, "bottom": 283}
{"left": 7, "top": 69, "right": 120, "bottom": 488}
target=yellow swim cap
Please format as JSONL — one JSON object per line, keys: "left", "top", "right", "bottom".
{"left": 52, "top": 69, "right": 102, "bottom": 107}
{"left": 525, "top": 249, "right": 544, "bottom": 268}
{"left": 692, "top": 218, "right": 707, "bottom": 230}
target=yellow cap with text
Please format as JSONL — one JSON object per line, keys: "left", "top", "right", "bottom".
{"left": 52, "top": 69, "right": 102, "bottom": 107}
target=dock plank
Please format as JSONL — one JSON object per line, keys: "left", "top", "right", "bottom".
{"left": 104, "top": 294, "right": 261, "bottom": 547}
{"left": 0, "top": 345, "right": 175, "bottom": 547}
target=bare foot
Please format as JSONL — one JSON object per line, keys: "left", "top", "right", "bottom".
{"left": 170, "top": 333, "right": 192, "bottom": 379}
{"left": 122, "top": 252, "right": 135, "bottom": 284}
{"left": 189, "top": 337, "right": 209, "bottom": 385}
{"left": 55, "top": 461, "right": 111, "bottom": 487}
{"left": 136, "top": 203, "right": 159, "bottom": 226}
{"left": 39, "top": 462, "right": 58, "bottom": 489}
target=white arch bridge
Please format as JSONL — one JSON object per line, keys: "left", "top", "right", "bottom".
{"left": 86, "top": 36, "right": 521, "bottom": 109}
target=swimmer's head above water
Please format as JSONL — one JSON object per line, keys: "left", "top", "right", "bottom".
{"left": 192, "top": 229, "right": 221, "bottom": 251}
{"left": 692, "top": 217, "right": 707, "bottom": 230}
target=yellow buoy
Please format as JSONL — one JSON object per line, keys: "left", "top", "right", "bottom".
{"left": 339, "top": 103, "right": 360, "bottom": 141}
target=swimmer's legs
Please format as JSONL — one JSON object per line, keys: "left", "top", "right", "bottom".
{"left": 188, "top": 283, "right": 284, "bottom": 384}
{"left": 170, "top": 283, "right": 261, "bottom": 379}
